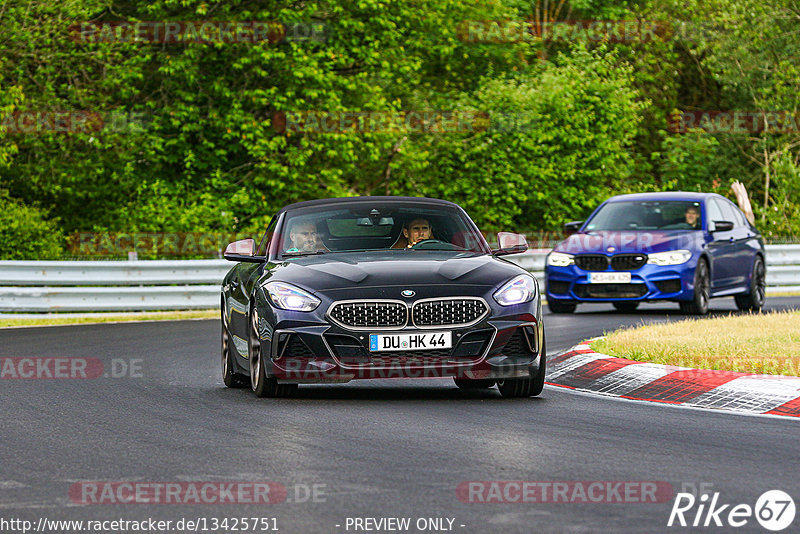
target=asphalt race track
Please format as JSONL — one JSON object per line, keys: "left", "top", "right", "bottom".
{"left": 2, "top": 298, "right": 800, "bottom": 533}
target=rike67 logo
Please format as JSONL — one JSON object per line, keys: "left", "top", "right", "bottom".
{"left": 668, "top": 490, "right": 796, "bottom": 531}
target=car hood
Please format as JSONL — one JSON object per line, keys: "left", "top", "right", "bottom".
{"left": 553, "top": 230, "right": 704, "bottom": 255}
{"left": 262, "top": 251, "right": 525, "bottom": 292}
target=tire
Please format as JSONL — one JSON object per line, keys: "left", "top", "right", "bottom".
{"left": 453, "top": 378, "right": 496, "bottom": 389}
{"left": 734, "top": 256, "right": 766, "bottom": 312}
{"left": 221, "top": 307, "right": 248, "bottom": 388}
{"left": 496, "top": 375, "right": 533, "bottom": 398}
{"left": 496, "top": 331, "right": 546, "bottom": 399}
{"left": 248, "top": 309, "right": 298, "bottom": 398}
{"left": 680, "top": 258, "right": 710, "bottom": 315}
{"left": 612, "top": 301, "right": 640, "bottom": 313}
{"left": 529, "top": 332, "right": 547, "bottom": 397}
{"left": 548, "top": 299, "right": 577, "bottom": 314}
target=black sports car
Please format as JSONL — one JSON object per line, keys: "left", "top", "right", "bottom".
{"left": 220, "top": 196, "right": 545, "bottom": 398}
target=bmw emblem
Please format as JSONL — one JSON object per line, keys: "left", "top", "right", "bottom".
{"left": 401, "top": 289, "right": 415, "bottom": 298}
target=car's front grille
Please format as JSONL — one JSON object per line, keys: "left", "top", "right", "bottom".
{"left": 369, "top": 351, "right": 452, "bottom": 367}
{"left": 322, "top": 328, "right": 494, "bottom": 366}
{"left": 610, "top": 254, "right": 647, "bottom": 271}
{"left": 283, "top": 336, "right": 316, "bottom": 359}
{"left": 575, "top": 255, "right": 608, "bottom": 271}
{"left": 655, "top": 279, "right": 682, "bottom": 294}
{"left": 574, "top": 283, "right": 647, "bottom": 299}
{"left": 502, "top": 327, "right": 537, "bottom": 358}
{"left": 328, "top": 301, "right": 407, "bottom": 329}
{"left": 548, "top": 280, "right": 571, "bottom": 295}
{"left": 325, "top": 334, "right": 370, "bottom": 364}
{"left": 412, "top": 298, "right": 488, "bottom": 327}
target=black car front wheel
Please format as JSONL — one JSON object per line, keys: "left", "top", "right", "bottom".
{"left": 497, "top": 333, "right": 546, "bottom": 398}
{"left": 221, "top": 307, "right": 247, "bottom": 388}
{"left": 248, "top": 310, "right": 298, "bottom": 398}
{"left": 735, "top": 256, "right": 766, "bottom": 312}
{"left": 453, "top": 378, "right": 496, "bottom": 389}
{"left": 680, "top": 258, "right": 710, "bottom": 315}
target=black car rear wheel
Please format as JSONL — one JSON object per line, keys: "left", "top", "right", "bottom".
{"left": 680, "top": 258, "right": 710, "bottom": 315}
{"left": 221, "top": 307, "right": 247, "bottom": 388}
{"left": 248, "top": 310, "right": 298, "bottom": 398}
{"left": 734, "top": 256, "right": 766, "bottom": 312}
{"left": 548, "top": 300, "right": 577, "bottom": 314}
{"left": 612, "top": 301, "right": 640, "bottom": 313}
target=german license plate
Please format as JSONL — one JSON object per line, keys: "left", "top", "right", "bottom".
{"left": 369, "top": 332, "right": 452, "bottom": 352}
{"left": 589, "top": 272, "right": 631, "bottom": 284}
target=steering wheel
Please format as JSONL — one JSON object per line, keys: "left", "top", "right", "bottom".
{"left": 410, "top": 239, "right": 454, "bottom": 250}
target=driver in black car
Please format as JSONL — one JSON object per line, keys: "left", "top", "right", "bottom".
{"left": 405, "top": 218, "right": 433, "bottom": 246}
{"left": 286, "top": 220, "right": 322, "bottom": 253}
{"left": 393, "top": 217, "right": 433, "bottom": 248}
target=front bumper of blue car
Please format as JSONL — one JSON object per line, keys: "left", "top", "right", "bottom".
{"left": 545, "top": 259, "right": 699, "bottom": 303}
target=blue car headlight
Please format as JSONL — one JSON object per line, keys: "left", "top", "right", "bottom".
{"left": 263, "top": 281, "right": 321, "bottom": 311}
{"left": 493, "top": 275, "right": 537, "bottom": 306}
{"left": 647, "top": 250, "right": 692, "bottom": 266}
{"left": 546, "top": 252, "right": 574, "bottom": 267}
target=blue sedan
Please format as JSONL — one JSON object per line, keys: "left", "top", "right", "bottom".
{"left": 544, "top": 192, "right": 766, "bottom": 314}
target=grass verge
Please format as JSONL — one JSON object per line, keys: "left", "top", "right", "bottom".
{"left": 590, "top": 310, "right": 800, "bottom": 376}
{"left": 0, "top": 310, "right": 217, "bottom": 328}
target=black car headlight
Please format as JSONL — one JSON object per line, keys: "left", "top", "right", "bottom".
{"left": 493, "top": 275, "right": 537, "bottom": 306}
{"left": 263, "top": 281, "right": 321, "bottom": 312}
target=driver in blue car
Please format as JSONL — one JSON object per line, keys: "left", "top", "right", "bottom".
{"left": 393, "top": 217, "right": 433, "bottom": 248}
{"left": 684, "top": 205, "right": 700, "bottom": 229}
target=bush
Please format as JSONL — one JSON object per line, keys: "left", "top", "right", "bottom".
{"left": 0, "top": 192, "right": 64, "bottom": 259}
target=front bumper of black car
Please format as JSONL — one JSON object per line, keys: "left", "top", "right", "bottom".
{"left": 251, "top": 286, "right": 543, "bottom": 383}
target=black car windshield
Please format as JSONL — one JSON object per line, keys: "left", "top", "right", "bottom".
{"left": 584, "top": 200, "right": 703, "bottom": 231}
{"left": 276, "top": 202, "right": 489, "bottom": 256}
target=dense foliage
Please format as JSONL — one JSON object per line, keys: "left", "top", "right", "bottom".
{"left": 0, "top": 0, "right": 798, "bottom": 258}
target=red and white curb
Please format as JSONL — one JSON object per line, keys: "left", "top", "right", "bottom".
{"left": 545, "top": 343, "right": 800, "bottom": 418}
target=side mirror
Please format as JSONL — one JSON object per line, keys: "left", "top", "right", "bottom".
{"left": 224, "top": 238, "right": 262, "bottom": 262}
{"left": 711, "top": 220, "right": 734, "bottom": 233}
{"left": 564, "top": 221, "right": 583, "bottom": 235}
{"left": 493, "top": 232, "right": 528, "bottom": 256}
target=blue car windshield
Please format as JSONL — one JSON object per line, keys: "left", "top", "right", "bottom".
{"left": 584, "top": 200, "right": 703, "bottom": 231}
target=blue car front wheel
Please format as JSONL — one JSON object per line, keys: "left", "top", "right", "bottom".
{"left": 735, "top": 256, "right": 766, "bottom": 312}
{"left": 680, "top": 258, "right": 710, "bottom": 315}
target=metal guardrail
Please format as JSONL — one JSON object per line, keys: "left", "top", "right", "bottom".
{"left": 0, "top": 260, "right": 229, "bottom": 312}
{"left": 0, "top": 245, "right": 798, "bottom": 312}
